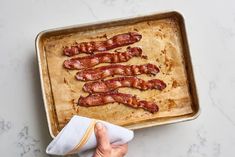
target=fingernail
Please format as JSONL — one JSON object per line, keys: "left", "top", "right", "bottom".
{"left": 95, "top": 122, "right": 103, "bottom": 131}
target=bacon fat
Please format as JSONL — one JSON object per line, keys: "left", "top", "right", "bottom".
{"left": 75, "top": 63, "right": 159, "bottom": 81}
{"left": 83, "top": 77, "right": 166, "bottom": 93}
{"left": 64, "top": 47, "right": 145, "bottom": 70}
{"left": 78, "top": 91, "right": 158, "bottom": 113}
{"left": 63, "top": 32, "right": 142, "bottom": 56}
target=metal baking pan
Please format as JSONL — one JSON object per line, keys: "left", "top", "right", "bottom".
{"left": 35, "top": 11, "right": 200, "bottom": 138}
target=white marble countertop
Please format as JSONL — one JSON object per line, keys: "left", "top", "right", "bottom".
{"left": 0, "top": 0, "right": 235, "bottom": 156}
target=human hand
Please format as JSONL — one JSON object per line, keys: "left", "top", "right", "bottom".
{"left": 93, "top": 123, "right": 128, "bottom": 157}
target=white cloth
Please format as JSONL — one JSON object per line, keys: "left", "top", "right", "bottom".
{"left": 46, "top": 115, "right": 134, "bottom": 156}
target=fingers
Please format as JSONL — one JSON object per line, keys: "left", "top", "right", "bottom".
{"left": 95, "top": 123, "right": 110, "bottom": 149}
{"left": 94, "top": 122, "right": 129, "bottom": 157}
{"left": 111, "top": 144, "right": 128, "bottom": 157}
{"left": 94, "top": 122, "right": 111, "bottom": 157}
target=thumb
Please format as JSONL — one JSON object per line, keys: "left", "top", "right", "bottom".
{"left": 93, "top": 122, "right": 111, "bottom": 157}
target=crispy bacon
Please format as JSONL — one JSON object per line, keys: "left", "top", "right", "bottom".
{"left": 78, "top": 91, "right": 158, "bottom": 113}
{"left": 75, "top": 63, "right": 159, "bottom": 81}
{"left": 63, "top": 32, "right": 142, "bottom": 56}
{"left": 83, "top": 77, "right": 166, "bottom": 93}
{"left": 64, "top": 47, "right": 146, "bottom": 70}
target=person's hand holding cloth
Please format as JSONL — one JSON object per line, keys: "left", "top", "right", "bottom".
{"left": 46, "top": 116, "right": 134, "bottom": 157}
{"left": 93, "top": 122, "right": 128, "bottom": 157}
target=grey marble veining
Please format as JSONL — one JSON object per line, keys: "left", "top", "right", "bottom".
{"left": 0, "top": 0, "right": 235, "bottom": 156}
{"left": 16, "top": 126, "right": 41, "bottom": 157}
{"left": 0, "top": 117, "right": 12, "bottom": 135}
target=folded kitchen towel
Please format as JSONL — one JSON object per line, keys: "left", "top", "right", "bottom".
{"left": 46, "top": 115, "right": 134, "bottom": 156}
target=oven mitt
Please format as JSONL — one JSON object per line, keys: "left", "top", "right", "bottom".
{"left": 46, "top": 115, "right": 134, "bottom": 156}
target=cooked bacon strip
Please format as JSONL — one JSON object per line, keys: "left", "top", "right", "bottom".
{"left": 78, "top": 91, "right": 158, "bottom": 113}
{"left": 64, "top": 47, "right": 146, "bottom": 70}
{"left": 64, "top": 32, "right": 142, "bottom": 56}
{"left": 75, "top": 63, "right": 159, "bottom": 81}
{"left": 83, "top": 77, "right": 166, "bottom": 93}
